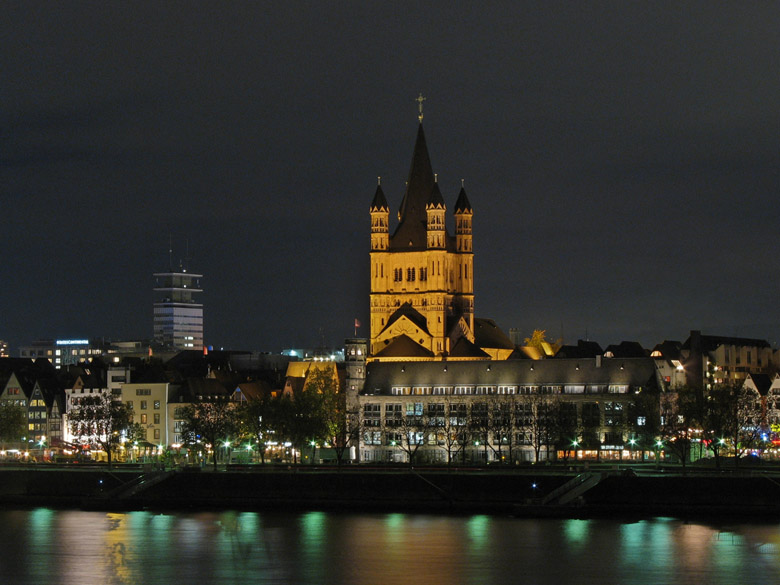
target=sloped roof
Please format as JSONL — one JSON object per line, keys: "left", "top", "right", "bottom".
{"left": 373, "top": 335, "right": 435, "bottom": 358}
{"left": 363, "top": 357, "right": 662, "bottom": 395}
{"left": 449, "top": 337, "right": 490, "bottom": 358}
{"left": 182, "top": 377, "right": 230, "bottom": 400}
{"left": 380, "top": 302, "right": 430, "bottom": 336}
{"left": 683, "top": 334, "right": 771, "bottom": 351}
{"left": 508, "top": 346, "right": 538, "bottom": 360}
{"left": 555, "top": 340, "right": 604, "bottom": 359}
{"left": 473, "top": 318, "right": 514, "bottom": 350}
{"left": 235, "top": 380, "right": 274, "bottom": 402}
{"left": 651, "top": 340, "right": 683, "bottom": 360}
{"left": 604, "top": 341, "right": 647, "bottom": 358}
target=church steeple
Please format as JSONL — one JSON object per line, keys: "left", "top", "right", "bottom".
{"left": 369, "top": 103, "right": 475, "bottom": 359}
{"left": 392, "top": 123, "right": 435, "bottom": 249}
{"left": 454, "top": 183, "right": 473, "bottom": 253}
{"left": 426, "top": 179, "right": 446, "bottom": 249}
{"left": 370, "top": 179, "right": 389, "bottom": 251}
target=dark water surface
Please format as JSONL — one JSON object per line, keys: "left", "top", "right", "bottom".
{"left": 1, "top": 508, "right": 779, "bottom": 584}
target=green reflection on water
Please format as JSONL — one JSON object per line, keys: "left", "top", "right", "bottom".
{"left": 30, "top": 507, "right": 54, "bottom": 533}
{"left": 563, "top": 518, "right": 589, "bottom": 550}
{"left": 28, "top": 508, "right": 54, "bottom": 583}
{"left": 467, "top": 515, "right": 489, "bottom": 554}
{"left": 384, "top": 513, "right": 405, "bottom": 548}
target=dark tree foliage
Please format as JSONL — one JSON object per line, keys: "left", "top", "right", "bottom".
{"left": 0, "top": 402, "right": 26, "bottom": 449}
{"left": 180, "top": 399, "right": 240, "bottom": 470}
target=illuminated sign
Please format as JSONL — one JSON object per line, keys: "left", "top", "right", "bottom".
{"left": 56, "top": 339, "right": 89, "bottom": 346}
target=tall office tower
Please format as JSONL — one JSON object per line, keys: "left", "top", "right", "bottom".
{"left": 153, "top": 267, "right": 203, "bottom": 350}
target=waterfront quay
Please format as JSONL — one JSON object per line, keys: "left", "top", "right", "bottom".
{"left": 2, "top": 462, "right": 780, "bottom": 518}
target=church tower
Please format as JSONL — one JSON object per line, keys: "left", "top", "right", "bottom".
{"left": 369, "top": 98, "right": 475, "bottom": 359}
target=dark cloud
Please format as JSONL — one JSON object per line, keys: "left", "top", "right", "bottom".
{"left": 2, "top": 3, "right": 780, "bottom": 352}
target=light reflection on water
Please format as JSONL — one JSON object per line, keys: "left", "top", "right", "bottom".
{"left": 1, "top": 508, "right": 779, "bottom": 585}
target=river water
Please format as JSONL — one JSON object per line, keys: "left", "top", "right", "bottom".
{"left": 1, "top": 508, "right": 779, "bottom": 584}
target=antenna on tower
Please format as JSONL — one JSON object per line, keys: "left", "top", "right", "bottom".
{"left": 168, "top": 234, "right": 173, "bottom": 270}
{"left": 181, "top": 237, "right": 193, "bottom": 271}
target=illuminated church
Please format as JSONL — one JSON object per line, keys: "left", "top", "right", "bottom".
{"left": 368, "top": 100, "right": 513, "bottom": 361}
{"left": 347, "top": 101, "right": 663, "bottom": 464}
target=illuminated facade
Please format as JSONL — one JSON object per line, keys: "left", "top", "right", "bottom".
{"left": 369, "top": 118, "right": 475, "bottom": 359}
{"left": 358, "top": 357, "right": 663, "bottom": 463}
{"left": 153, "top": 268, "right": 204, "bottom": 350}
{"left": 18, "top": 339, "right": 105, "bottom": 368}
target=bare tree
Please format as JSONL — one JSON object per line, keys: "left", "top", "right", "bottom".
{"left": 727, "top": 383, "right": 763, "bottom": 465}
{"left": 486, "top": 396, "right": 517, "bottom": 464}
{"left": 69, "top": 393, "right": 132, "bottom": 468}
{"left": 394, "top": 401, "right": 435, "bottom": 466}
{"left": 440, "top": 399, "right": 469, "bottom": 465}
{"left": 521, "top": 394, "right": 560, "bottom": 463}
{"left": 468, "top": 401, "right": 491, "bottom": 464}
{"left": 659, "top": 387, "right": 699, "bottom": 471}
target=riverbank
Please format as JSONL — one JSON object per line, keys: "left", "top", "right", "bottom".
{"left": 1, "top": 466, "right": 780, "bottom": 518}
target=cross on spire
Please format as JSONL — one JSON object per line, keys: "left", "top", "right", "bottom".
{"left": 416, "top": 93, "right": 426, "bottom": 123}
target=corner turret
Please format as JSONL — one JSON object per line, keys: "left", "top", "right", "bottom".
{"left": 426, "top": 176, "right": 446, "bottom": 249}
{"left": 370, "top": 179, "right": 389, "bottom": 251}
{"left": 454, "top": 184, "right": 473, "bottom": 253}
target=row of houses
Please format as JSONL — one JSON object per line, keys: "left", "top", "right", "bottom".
{"left": 0, "top": 353, "right": 287, "bottom": 458}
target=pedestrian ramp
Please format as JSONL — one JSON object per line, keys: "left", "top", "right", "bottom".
{"left": 542, "top": 472, "right": 604, "bottom": 506}
{"left": 102, "top": 470, "right": 175, "bottom": 500}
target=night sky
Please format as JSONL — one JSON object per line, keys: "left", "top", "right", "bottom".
{"left": 3, "top": 3, "right": 780, "bottom": 353}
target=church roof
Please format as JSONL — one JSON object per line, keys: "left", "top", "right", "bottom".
{"left": 454, "top": 186, "right": 473, "bottom": 213}
{"left": 391, "top": 123, "right": 439, "bottom": 250}
{"left": 449, "top": 337, "right": 490, "bottom": 358}
{"left": 473, "top": 318, "right": 514, "bottom": 350}
{"left": 373, "top": 335, "right": 435, "bottom": 358}
{"left": 380, "top": 302, "right": 430, "bottom": 336}
{"left": 370, "top": 184, "right": 388, "bottom": 212}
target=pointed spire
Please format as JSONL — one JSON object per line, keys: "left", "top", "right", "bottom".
{"left": 370, "top": 182, "right": 388, "bottom": 211}
{"left": 427, "top": 181, "right": 446, "bottom": 209}
{"left": 454, "top": 184, "right": 473, "bottom": 214}
{"left": 391, "top": 122, "right": 436, "bottom": 249}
